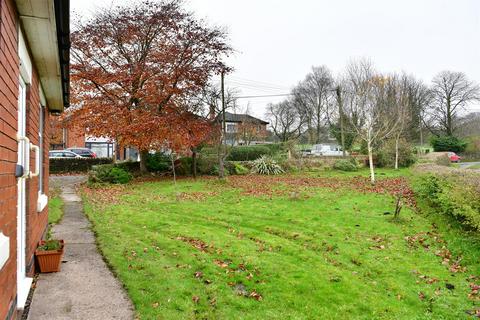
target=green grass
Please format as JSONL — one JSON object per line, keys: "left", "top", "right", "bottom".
{"left": 83, "top": 172, "right": 480, "bottom": 320}
{"left": 467, "top": 164, "right": 480, "bottom": 170}
{"left": 48, "top": 189, "right": 63, "bottom": 225}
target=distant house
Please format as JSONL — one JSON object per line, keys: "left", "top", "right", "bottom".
{"left": 0, "top": 0, "right": 70, "bottom": 316}
{"left": 49, "top": 116, "right": 139, "bottom": 161}
{"left": 216, "top": 112, "right": 269, "bottom": 146}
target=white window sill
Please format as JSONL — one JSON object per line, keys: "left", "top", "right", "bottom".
{"left": 37, "top": 194, "right": 48, "bottom": 212}
{"left": 0, "top": 233, "right": 9, "bottom": 270}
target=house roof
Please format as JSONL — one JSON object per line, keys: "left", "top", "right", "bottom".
{"left": 15, "top": 0, "right": 70, "bottom": 111}
{"left": 217, "top": 112, "right": 269, "bottom": 125}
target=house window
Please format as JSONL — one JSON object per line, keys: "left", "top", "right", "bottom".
{"left": 85, "top": 142, "right": 114, "bottom": 158}
{"left": 227, "top": 124, "right": 236, "bottom": 133}
{"left": 37, "top": 105, "right": 48, "bottom": 212}
{"left": 38, "top": 106, "right": 44, "bottom": 194}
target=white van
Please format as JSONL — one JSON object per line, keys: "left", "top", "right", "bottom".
{"left": 311, "top": 144, "right": 346, "bottom": 156}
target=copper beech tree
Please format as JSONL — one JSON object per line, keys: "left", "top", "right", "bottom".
{"left": 70, "top": 0, "right": 231, "bottom": 172}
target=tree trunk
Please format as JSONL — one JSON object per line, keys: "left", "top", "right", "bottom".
{"left": 139, "top": 150, "right": 149, "bottom": 174}
{"left": 419, "top": 122, "right": 423, "bottom": 147}
{"left": 446, "top": 99, "right": 452, "bottom": 136}
{"left": 395, "top": 136, "right": 399, "bottom": 170}
{"left": 336, "top": 86, "right": 346, "bottom": 157}
{"left": 192, "top": 150, "right": 197, "bottom": 179}
{"left": 171, "top": 155, "right": 177, "bottom": 187}
{"left": 367, "top": 141, "right": 375, "bottom": 185}
{"left": 218, "top": 149, "right": 225, "bottom": 179}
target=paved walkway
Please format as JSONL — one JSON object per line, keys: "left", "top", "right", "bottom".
{"left": 28, "top": 176, "right": 135, "bottom": 320}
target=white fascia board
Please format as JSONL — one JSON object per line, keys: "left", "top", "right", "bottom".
{"left": 16, "top": 0, "right": 64, "bottom": 111}
{"left": 39, "top": 83, "right": 47, "bottom": 107}
{"left": 86, "top": 136, "right": 114, "bottom": 143}
{"left": 18, "top": 30, "right": 32, "bottom": 84}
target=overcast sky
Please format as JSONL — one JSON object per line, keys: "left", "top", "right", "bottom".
{"left": 72, "top": 0, "right": 480, "bottom": 118}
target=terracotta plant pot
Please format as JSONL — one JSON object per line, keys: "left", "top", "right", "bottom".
{"left": 35, "top": 240, "right": 65, "bottom": 273}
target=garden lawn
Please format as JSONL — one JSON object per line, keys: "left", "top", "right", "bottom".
{"left": 83, "top": 171, "right": 480, "bottom": 320}
{"left": 48, "top": 189, "right": 63, "bottom": 225}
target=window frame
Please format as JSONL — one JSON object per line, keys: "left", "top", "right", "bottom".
{"left": 37, "top": 105, "right": 48, "bottom": 212}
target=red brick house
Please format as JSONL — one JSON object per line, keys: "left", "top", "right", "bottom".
{"left": 49, "top": 116, "right": 140, "bottom": 160}
{"left": 0, "top": 0, "right": 69, "bottom": 318}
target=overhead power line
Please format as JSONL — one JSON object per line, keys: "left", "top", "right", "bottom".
{"left": 228, "top": 76, "right": 290, "bottom": 90}
{"left": 236, "top": 93, "right": 292, "bottom": 99}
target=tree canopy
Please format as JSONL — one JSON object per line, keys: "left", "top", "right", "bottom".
{"left": 70, "top": 0, "right": 232, "bottom": 156}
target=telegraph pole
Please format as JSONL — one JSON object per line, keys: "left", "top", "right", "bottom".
{"left": 219, "top": 70, "right": 227, "bottom": 179}
{"left": 336, "top": 86, "right": 346, "bottom": 157}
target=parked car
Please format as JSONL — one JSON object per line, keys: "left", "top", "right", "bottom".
{"left": 66, "top": 147, "right": 97, "bottom": 158}
{"left": 447, "top": 152, "right": 461, "bottom": 163}
{"left": 300, "top": 149, "right": 312, "bottom": 157}
{"left": 49, "top": 150, "right": 82, "bottom": 159}
{"left": 311, "top": 144, "right": 346, "bottom": 156}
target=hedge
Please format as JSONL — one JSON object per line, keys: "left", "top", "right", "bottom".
{"left": 227, "top": 145, "right": 271, "bottom": 161}
{"left": 414, "top": 172, "right": 480, "bottom": 231}
{"left": 430, "top": 135, "right": 467, "bottom": 153}
{"left": 50, "top": 157, "right": 113, "bottom": 173}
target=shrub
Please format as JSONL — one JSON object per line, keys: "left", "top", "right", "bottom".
{"left": 115, "top": 161, "right": 140, "bottom": 173}
{"left": 415, "top": 174, "right": 480, "bottom": 231}
{"left": 197, "top": 156, "right": 218, "bottom": 175}
{"left": 333, "top": 159, "right": 358, "bottom": 172}
{"left": 376, "top": 139, "right": 416, "bottom": 168}
{"left": 252, "top": 156, "right": 284, "bottom": 175}
{"left": 435, "top": 154, "right": 451, "bottom": 167}
{"left": 175, "top": 157, "right": 192, "bottom": 176}
{"left": 261, "top": 143, "right": 284, "bottom": 154}
{"left": 227, "top": 145, "right": 271, "bottom": 161}
{"left": 50, "top": 157, "right": 113, "bottom": 173}
{"left": 462, "top": 136, "right": 480, "bottom": 161}
{"left": 229, "top": 162, "right": 249, "bottom": 175}
{"left": 146, "top": 152, "right": 171, "bottom": 172}
{"left": 89, "top": 164, "right": 132, "bottom": 184}
{"left": 430, "top": 135, "right": 467, "bottom": 153}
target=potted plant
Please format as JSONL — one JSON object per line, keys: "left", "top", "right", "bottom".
{"left": 35, "top": 240, "right": 65, "bottom": 273}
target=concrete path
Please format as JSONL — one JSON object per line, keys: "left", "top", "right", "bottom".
{"left": 28, "top": 176, "right": 135, "bottom": 320}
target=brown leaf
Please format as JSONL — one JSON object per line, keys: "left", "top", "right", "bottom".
{"left": 214, "top": 259, "right": 229, "bottom": 268}
{"left": 249, "top": 290, "right": 263, "bottom": 301}
{"left": 192, "top": 296, "right": 200, "bottom": 304}
{"left": 418, "top": 292, "right": 426, "bottom": 301}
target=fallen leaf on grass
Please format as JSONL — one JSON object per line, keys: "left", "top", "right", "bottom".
{"left": 192, "top": 296, "right": 200, "bottom": 304}
{"left": 177, "top": 236, "right": 211, "bottom": 253}
{"left": 194, "top": 271, "right": 203, "bottom": 278}
{"left": 214, "top": 259, "right": 229, "bottom": 268}
{"left": 152, "top": 302, "right": 159, "bottom": 308}
{"left": 469, "top": 282, "right": 480, "bottom": 300}
{"left": 249, "top": 290, "right": 263, "bottom": 301}
{"left": 418, "top": 292, "right": 426, "bottom": 300}
{"left": 209, "top": 297, "right": 217, "bottom": 306}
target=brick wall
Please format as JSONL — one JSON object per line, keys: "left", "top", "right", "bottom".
{"left": 65, "top": 120, "right": 85, "bottom": 148}
{"left": 49, "top": 116, "right": 85, "bottom": 149}
{"left": 0, "top": 0, "right": 20, "bottom": 318}
{"left": 0, "top": 0, "right": 51, "bottom": 318}
{"left": 25, "top": 67, "right": 49, "bottom": 276}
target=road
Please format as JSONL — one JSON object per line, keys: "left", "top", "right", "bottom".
{"left": 458, "top": 161, "right": 480, "bottom": 169}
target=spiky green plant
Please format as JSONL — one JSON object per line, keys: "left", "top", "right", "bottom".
{"left": 252, "top": 156, "right": 284, "bottom": 175}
